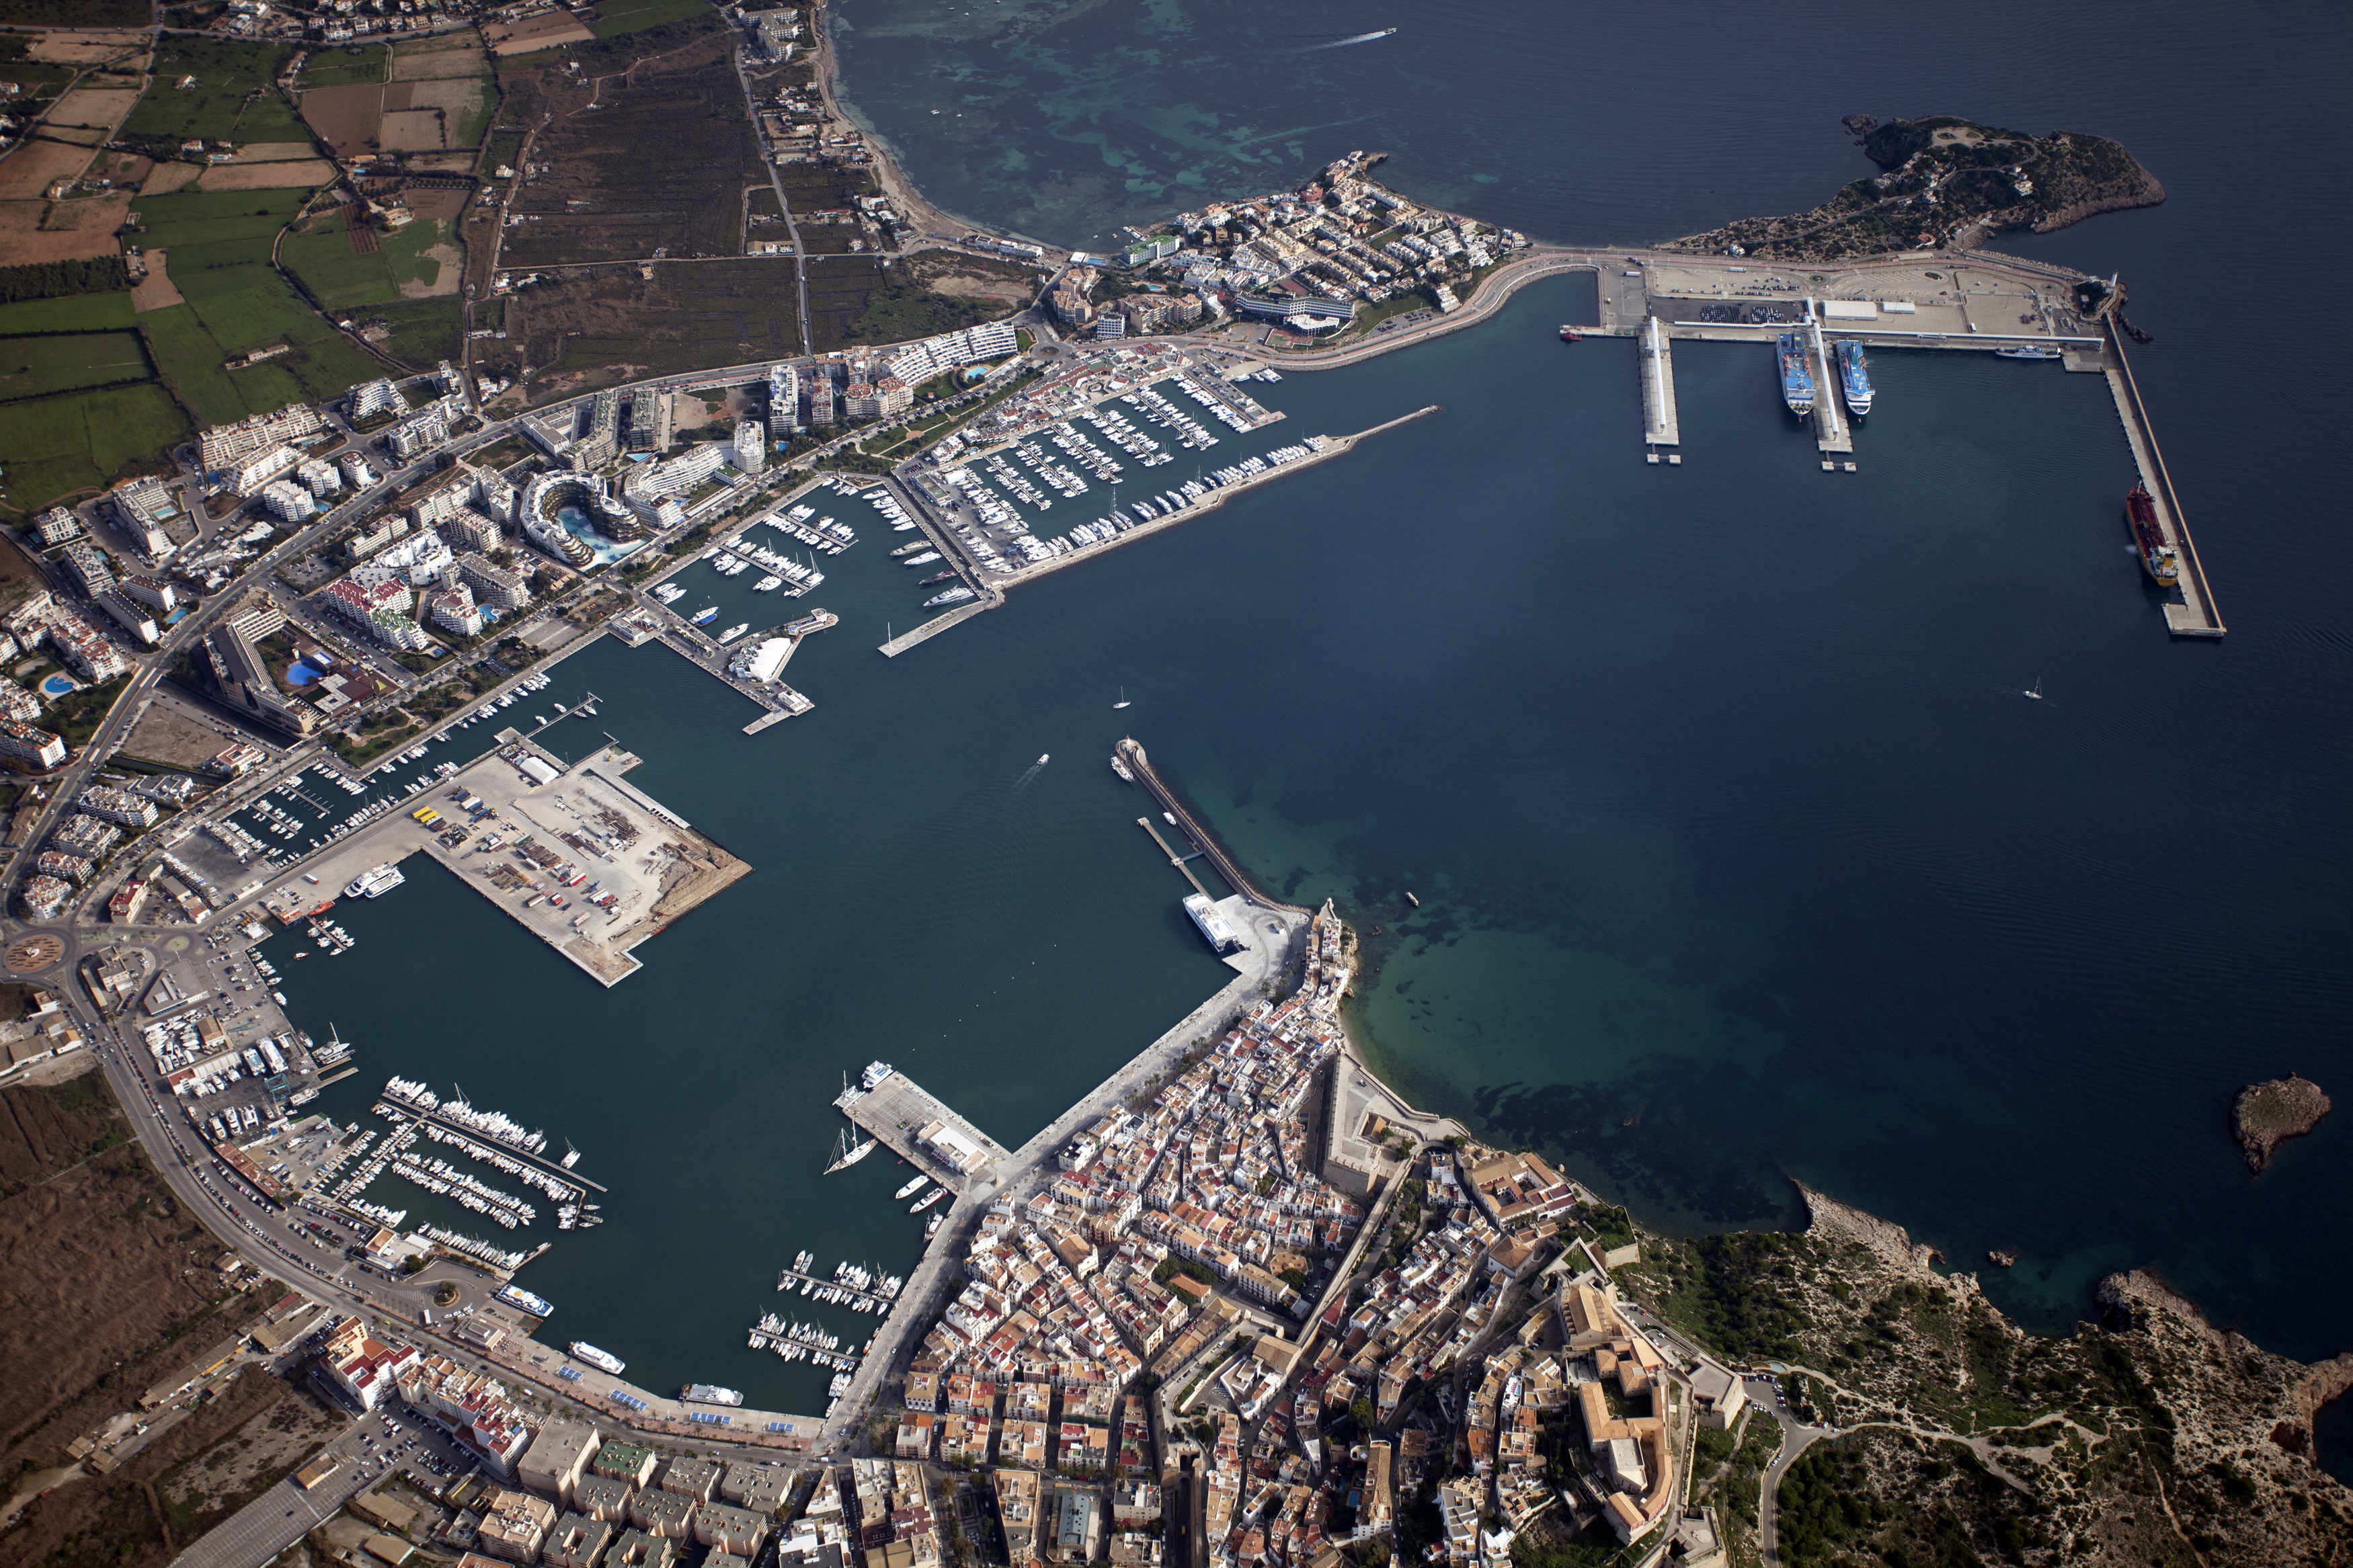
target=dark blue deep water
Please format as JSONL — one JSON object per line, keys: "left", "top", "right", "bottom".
{"left": 274, "top": 1, "right": 2353, "bottom": 1445}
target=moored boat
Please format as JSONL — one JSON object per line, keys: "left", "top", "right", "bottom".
{"left": 1834, "top": 339, "right": 1874, "bottom": 417}
{"left": 1776, "top": 333, "right": 1815, "bottom": 417}
{"left": 569, "top": 1342, "right": 625, "bottom": 1374}
{"left": 2124, "top": 483, "right": 2181, "bottom": 585}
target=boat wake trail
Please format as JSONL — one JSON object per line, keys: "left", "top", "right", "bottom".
{"left": 1291, "top": 28, "right": 1398, "bottom": 52}
{"left": 1014, "top": 755, "right": 1049, "bottom": 791}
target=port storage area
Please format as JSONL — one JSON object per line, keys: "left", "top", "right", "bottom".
{"left": 257, "top": 741, "right": 746, "bottom": 987}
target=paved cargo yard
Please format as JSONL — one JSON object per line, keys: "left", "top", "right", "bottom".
{"left": 257, "top": 741, "right": 746, "bottom": 986}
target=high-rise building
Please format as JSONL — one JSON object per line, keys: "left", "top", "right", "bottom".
{"left": 732, "top": 420, "right": 765, "bottom": 474}
{"left": 766, "top": 364, "right": 800, "bottom": 437}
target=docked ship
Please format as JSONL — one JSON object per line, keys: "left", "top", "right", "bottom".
{"left": 922, "top": 587, "right": 975, "bottom": 608}
{"left": 1558, "top": 325, "right": 1582, "bottom": 342}
{"left": 834, "top": 1060, "right": 894, "bottom": 1109}
{"left": 2124, "top": 483, "right": 2181, "bottom": 585}
{"left": 682, "top": 1384, "right": 744, "bottom": 1407}
{"left": 569, "top": 1342, "right": 625, "bottom": 1374}
{"left": 690, "top": 606, "right": 719, "bottom": 625}
{"left": 825, "top": 1126, "right": 875, "bottom": 1173}
{"left": 895, "top": 1174, "right": 930, "bottom": 1200}
{"left": 1834, "top": 340, "right": 1874, "bottom": 417}
{"left": 1775, "top": 333, "right": 1814, "bottom": 417}
{"left": 1995, "top": 343, "right": 2062, "bottom": 361}
{"left": 345, "top": 864, "right": 405, "bottom": 899}
{"left": 496, "top": 1284, "right": 554, "bottom": 1318}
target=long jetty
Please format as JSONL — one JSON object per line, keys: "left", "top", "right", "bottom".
{"left": 2105, "top": 323, "right": 2223, "bottom": 638}
{"left": 1638, "top": 315, "right": 1679, "bottom": 460}
{"left": 877, "top": 406, "right": 1442, "bottom": 656}
{"left": 1117, "top": 737, "right": 1309, "bottom": 915}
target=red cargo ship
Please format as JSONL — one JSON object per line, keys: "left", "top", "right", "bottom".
{"left": 2125, "top": 483, "right": 2180, "bottom": 586}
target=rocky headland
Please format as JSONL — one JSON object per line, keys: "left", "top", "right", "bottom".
{"left": 2233, "top": 1074, "right": 2331, "bottom": 1173}
{"left": 1616, "top": 1182, "right": 2353, "bottom": 1565}
{"left": 1662, "top": 114, "right": 2165, "bottom": 263}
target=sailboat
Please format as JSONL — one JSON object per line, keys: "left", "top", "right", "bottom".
{"left": 1113, "top": 687, "right": 1130, "bottom": 709}
{"left": 826, "top": 1126, "right": 876, "bottom": 1173}
{"left": 2022, "top": 677, "right": 2044, "bottom": 701}
{"left": 561, "top": 1139, "right": 582, "bottom": 1169}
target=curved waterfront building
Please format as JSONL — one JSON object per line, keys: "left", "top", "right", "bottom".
{"left": 521, "top": 469, "right": 637, "bottom": 567}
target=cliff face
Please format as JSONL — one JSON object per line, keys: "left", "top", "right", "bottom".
{"left": 1616, "top": 1193, "right": 2353, "bottom": 1566}
{"left": 1663, "top": 114, "right": 2165, "bottom": 262}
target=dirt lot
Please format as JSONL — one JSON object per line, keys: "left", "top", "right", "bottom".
{"left": 23, "top": 32, "right": 148, "bottom": 67}
{"left": 483, "top": 11, "right": 594, "bottom": 54}
{"left": 120, "top": 699, "right": 233, "bottom": 769}
{"left": 497, "top": 257, "right": 803, "bottom": 397}
{"left": 392, "top": 32, "right": 490, "bottom": 80}
{"left": 137, "top": 161, "right": 202, "bottom": 195}
{"left": 0, "top": 138, "right": 94, "bottom": 201}
{"left": 903, "top": 247, "right": 1040, "bottom": 305}
{"left": 129, "top": 247, "right": 184, "bottom": 311}
{"left": 2, "top": 1365, "right": 328, "bottom": 1568}
{"left": 495, "top": 32, "right": 765, "bottom": 266}
{"left": 376, "top": 108, "right": 447, "bottom": 152}
{"left": 296, "top": 81, "right": 382, "bottom": 157}
{"left": 0, "top": 1072, "right": 278, "bottom": 1508}
{"left": 41, "top": 87, "right": 143, "bottom": 145}
{"left": 0, "top": 193, "right": 131, "bottom": 263}
{"left": 194, "top": 159, "right": 336, "bottom": 191}
{"left": 226, "top": 140, "right": 318, "bottom": 162}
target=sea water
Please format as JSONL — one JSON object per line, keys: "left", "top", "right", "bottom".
{"left": 278, "top": 0, "right": 2352, "bottom": 1454}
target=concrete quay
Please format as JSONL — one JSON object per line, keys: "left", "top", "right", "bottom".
{"left": 840, "top": 1071, "right": 1012, "bottom": 1195}
{"left": 256, "top": 741, "right": 744, "bottom": 987}
{"left": 2106, "top": 324, "right": 2224, "bottom": 638}
{"left": 1637, "top": 315, "right": 1679, "bottom": 458}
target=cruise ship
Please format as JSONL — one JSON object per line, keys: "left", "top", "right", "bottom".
{"left": 496, "top": 1284, "right": 554, "bottom": 1318}
{"left": 346, "top": 864, "right": 405, "bottom": 899}
{"left": 569, "top": 1342, "right": 625, "bottom": 1374}
{"left": 1775, "top": 333, "right": 1815, "bottom": 417}
{"left": 2124, "top": 483, "right": 2181, "bottom": 585}
{"left": 1835, "top": 340, "right": 1874, "bottom": 417}
{"left": 682, "top": 1384, "right": 744, "bottom": 1407}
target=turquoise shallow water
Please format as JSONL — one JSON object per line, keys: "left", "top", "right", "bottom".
{"left": 268, "top": 0, "right": 2353, "bottom": 1465}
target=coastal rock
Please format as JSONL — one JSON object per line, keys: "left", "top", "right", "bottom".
{"left": 1622, "top": 1198, "right": 2353, "bottom": 1563}
{"left": 1662, "top": 114, "right": 2164, "bottom": 263}
{"left": 2233, "top": 1074, "right": 2330, "bottom": 1173}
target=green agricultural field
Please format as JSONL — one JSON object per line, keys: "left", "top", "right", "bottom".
{"left": 0, "top": 382, "right": 189, "bottom": 511}
{"left": 123, "top": 39, "right": 305, "bottom": 146}
{"left": 298, "top": 44, "right": 387, "bottom": 87}
{"left": 0, "top": 331, "right": 152, "bottom": 402}
{"left": 368, "top": 296, "right": 464, "bottom": 366}
{"left": 589, "top": 0, "right": 718, "bottom": 38}
{"left": 0, "top": 293, "right": 138, "bottom": 335}
{"left": 130, "top": 187, "right": 311, "bottom": 253}
{"left": 279, "top": 212, "right": 449, "bottom": 310}
{"left": 137, "top": 302, "right": 248, "bottom": 426}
